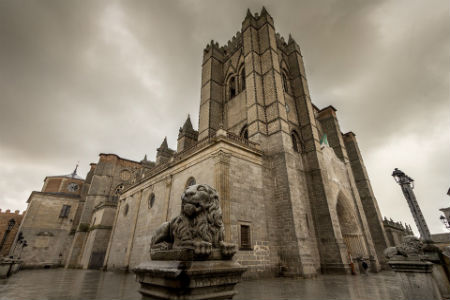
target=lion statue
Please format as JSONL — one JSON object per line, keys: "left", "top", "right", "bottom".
{"left": 151, "top": 183, "right": 236, "bottom": 258}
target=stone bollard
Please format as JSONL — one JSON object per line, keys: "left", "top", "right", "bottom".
{"left": 133, "top": 184, "right": 246, "bottom": 300}
{"left": 384, "top": 236, "right": 442, "bottom": 300}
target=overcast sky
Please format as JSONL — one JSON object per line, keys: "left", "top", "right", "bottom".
{"left": 0, "top": 0, "right": 448, "bottom": 235}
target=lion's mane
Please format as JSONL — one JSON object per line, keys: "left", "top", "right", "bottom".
{"left": 170, "top": 184, "right": 224, "bottom": 248}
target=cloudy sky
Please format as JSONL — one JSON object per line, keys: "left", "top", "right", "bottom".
{"left": 0, "top": 0, "right": 448, "bottom": 235}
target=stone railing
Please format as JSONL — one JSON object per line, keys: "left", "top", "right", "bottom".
{"left": 133, "top": 130, "right": 262, "bottom": 187}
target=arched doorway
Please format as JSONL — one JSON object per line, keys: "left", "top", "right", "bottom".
{"left": 336, "top": 193, "right": 367, "bottom": 259}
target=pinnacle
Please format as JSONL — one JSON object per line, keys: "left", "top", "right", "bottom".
{"left": 71, "top": 163, "right": 79, "bottom": 178}
{"left": 288, "top": 34, "right": 294, "bottom": 44}
{"left": 182, "top": 115, "right": 194, "bottom": 132}
{"left": 159, "top": 137, "right": 168, "bottom": 150}
{"left": 246, "top": 8, "right": 252, "bottom": 18}
{"left": 261, "top": 6, "right": 269, "bottom": 16}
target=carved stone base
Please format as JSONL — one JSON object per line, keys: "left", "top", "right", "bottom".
{"left": 134, "top": 260, "right": 246, "bottom": 300}
{"left": 389, "top": 259, "right": 441, "bottom": 300}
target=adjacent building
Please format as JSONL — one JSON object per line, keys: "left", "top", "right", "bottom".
{"left": 0, "top": 209, "right": 24, "bottom": 257}
{"left": 12, "top": 168, "right": 84, "bottom": 267}
{"left": 382, "top": 217, "right": 414, "bottom": 247}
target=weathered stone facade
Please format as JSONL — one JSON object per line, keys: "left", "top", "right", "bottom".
{"left": 13, "top": 169, "right": 84, "bottom": 268}
{"left": 383, "top": 217, "right": 414, "bottom": 247}
{"left": 0, "top": 209, "right": 24, "bottom": 257}
{"left": 66, "top": 154, "right": 149, "bottom": 269}
{"left": 12, "top": 8, "right": 392, "bottom": 278}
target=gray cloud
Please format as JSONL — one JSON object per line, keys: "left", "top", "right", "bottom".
{"left": 0, "top": 0, "right": 448, "bottom": 234}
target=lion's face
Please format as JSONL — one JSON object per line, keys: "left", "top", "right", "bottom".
{"left": 181, "top": 184, "right": 215, "bottom": 217}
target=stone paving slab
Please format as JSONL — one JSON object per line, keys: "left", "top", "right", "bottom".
{"left": 0, "top": 269, "right": 405, "bottom": 300}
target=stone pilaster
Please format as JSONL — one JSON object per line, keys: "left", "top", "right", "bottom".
{"left": 344, "top": 132, "right": 389, "bottom": 267}
{"left": 213, "top": 150, "right": 231, "bottom": 242}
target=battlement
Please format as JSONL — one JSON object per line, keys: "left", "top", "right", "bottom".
{"left": 276, "top": 32, "right": 288, "bottom": 50}
{"left": 383, "top": 217, "right": 413, "bottom": 234}
{"left": 203, "top": 7, "right": 278, "bottom": 60}
{"left": 222, "top": 31, "right": 242, "bottom": 58}
{"left": 0, "top": 209, "right": 25, "bottom": 215}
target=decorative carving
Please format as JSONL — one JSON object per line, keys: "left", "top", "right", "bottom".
{"left": 150, "top": 184, "right": 236, "bottom": 259}
{"left": 384, "top": 235, "right": 424, "bottom": 259}
{"left": 120, "top": 169, "right": 131, "bottom": 181}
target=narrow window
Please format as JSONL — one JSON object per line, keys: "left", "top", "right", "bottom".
{"left": 291, "top": 133, "right": 298, "bottom": 152}
{"left": 186, "top": 177, "right": 196, "bottom": 188}
{"left": 59, "top": 205, "right": 71, "bottom": 218}
{"left": 240, "top": 67, "right": 246, "bottom": 91}
{"left": 240, "top": 225, "right": 251, "bottom": 250}
{"left": 229, "top": 76, "right": 236, "bottom": 98}
{"left": 291, "top": 130, "right": 301, "bottom": 153}
{"left": 240, "top": 125, "right": 249, "bottom": 140}
{"left": 282, "top": 73, "right": 289, "bottom": 92}
{"left": 148, "top": 193, "right": 155, "bottom": 209}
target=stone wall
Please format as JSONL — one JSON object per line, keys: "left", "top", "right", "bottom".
{"left": 105, "top": 138, "right": 277, "bottom": 278}
{"left": 0, "top": 209, "right": 24, "bottom": 257}
{"left": 15, "top": 192, "right": 79, "bottom": 267}
{"left": 68, "top": 154, "right": 145, "bottom": 269}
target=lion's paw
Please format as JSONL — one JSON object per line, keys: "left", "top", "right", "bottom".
{"left": 193, "top": 241, "right": 212, "bottom": 256}
{"left": 220, "top": 241, "right": 237, "bottom": 257}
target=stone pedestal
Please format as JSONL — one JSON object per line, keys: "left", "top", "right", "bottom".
{"left": 389, "top": 259, "right": 441, "bottom": 300}
{"left": 134, "top": 259, "right": 246, "bottom": 300}
{"left": 0, "top": 260, "right": 12, "bottom": 279}
{"left": 10, "top": 260, "right": 22, "bottom": 274}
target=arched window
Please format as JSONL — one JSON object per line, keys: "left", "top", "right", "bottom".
{"left": 115, "top": 183, "right": 125, "bottom": 195}
{"left": 148, "top": 193, "right": 155, "bottom": 209}
{"left": 229, "top": 76, "right": 236, "bottom": 99}
{"left": 186, "top": 177, "right": 196, "bottom": 188}
{"left": 240, "top": 125, "right": 249, "bottom": 140}
{"left": 291, "top": 130, "right": 300, "bottom": 152}
{"left": 282, "top": 72, "right": 289, "bottom": 93}
{"left": 240, "top": 67, "right": 246, "bottom": 91}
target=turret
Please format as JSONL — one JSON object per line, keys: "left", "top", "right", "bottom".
{"left": 156, "top": 137, "right": 174, "bottom": 165}
{"left": 177, "top": 115, "right": 198, "bottom": 152}
{"left": 140, "top": 154, "right": 155, "bottom": 168}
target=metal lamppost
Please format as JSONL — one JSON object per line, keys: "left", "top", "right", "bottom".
{"left": 392, "top": 168, "right": 431, "bottom": 241}
{"left": 0, "top": 218, "right": 16, "bottom": 253}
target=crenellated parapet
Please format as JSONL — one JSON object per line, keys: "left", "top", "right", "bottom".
{"left": 383, "top": 217, "right": 414, "bottom": 235}
{"left": 0, "top": 209, "right": 24, "bottom": 216}
{"left": 222, "top": 31, "right": 242, "bottom": 59}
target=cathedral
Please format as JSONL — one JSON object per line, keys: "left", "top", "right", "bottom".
{"left": 12, "top": 8, "right": 393, "bottom": 278}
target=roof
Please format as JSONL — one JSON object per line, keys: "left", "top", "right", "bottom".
{"left": 46, "top": 164, "right": 84, "bottom": 180}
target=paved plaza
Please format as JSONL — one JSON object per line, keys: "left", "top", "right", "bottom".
{"left": 0, "top": 269, "right": 405, "bottom": 300}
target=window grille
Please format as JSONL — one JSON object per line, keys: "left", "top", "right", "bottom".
{"left": 59, "top": 205, "right": 71, "bottom": 218}
{"left": 240, "top": 225, "right": 251, "bottom": 249}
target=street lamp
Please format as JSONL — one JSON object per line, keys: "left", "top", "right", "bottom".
{"left": 392, "top": 168, "right": 431, "bottom": 241}
{"left": 392, "top": 168, "right": 414, "bottom": 189}
{"left": 0, "top": 219, "right": 16, "bottom": 252}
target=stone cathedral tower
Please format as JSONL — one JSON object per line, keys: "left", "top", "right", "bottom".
{"left": 197, "top": 7, "right": 389, "bottom": 275}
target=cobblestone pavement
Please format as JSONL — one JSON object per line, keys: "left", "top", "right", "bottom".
{"left": 0, "top": 269, "right": 405, "bottom": 300}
